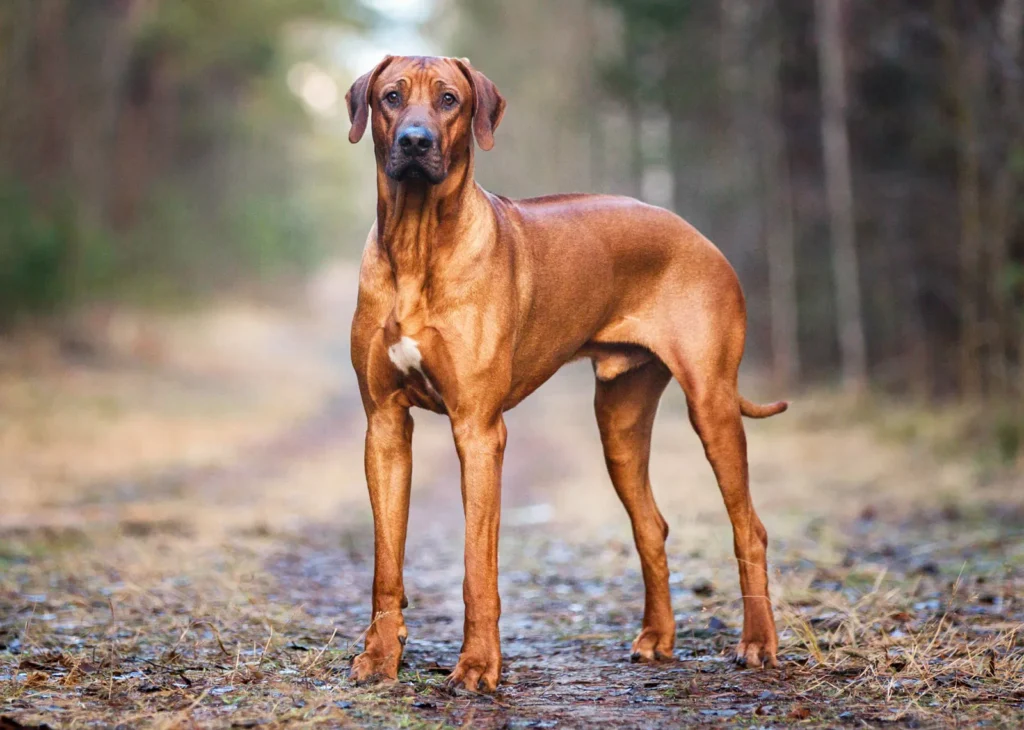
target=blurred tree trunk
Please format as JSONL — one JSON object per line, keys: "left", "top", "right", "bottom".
{"left": 904, "top": 249, "right": 933, "bottom": 400}
{"left": 815, "top": 0, "right": 867, "bottom": 393}
{"left": 943, "top": 12, "right": 985, "bottom": 398}
{"left": 85, "top": 0, "right": 162, "bottom": 226}
{"left": 721, "top": 0, "right": 771, "bottom": 364}
{"left": 36, "top": 0, "right": 69, "bottom": 197}
{"left": 0, "top": 2, "right": 33, "bottom": 178}
{"left": 756, "top": 1, "right": 800, "bottom": 390}
{"left": 109, "top": 48, "right": 174, "bottom": 230}
{"left": 582, "top": 9, "right": 606, "bottom": 192}
{"left": 990, "top": 0, "right": 1024, "bottom": 395}
{"left": 664, "top": 20, "right": 691, "bottom": 216}
{"left": 624, "top": 27, "right": 645, "bottom": 200}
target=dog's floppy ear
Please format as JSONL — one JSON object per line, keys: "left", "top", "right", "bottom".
{"left": 454, "top": 58, "right": 506, "bottom": 151}
{"left": 346, "top": 55, "right": 393, "bottom": 144}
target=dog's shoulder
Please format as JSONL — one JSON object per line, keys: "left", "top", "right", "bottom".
{"left": 358, "top": 222, "right": 383, "bottom": 271}
{"left": 356, "top": 222, "right": 393, "bottom": 296}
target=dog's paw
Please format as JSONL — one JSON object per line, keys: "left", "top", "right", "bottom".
{"left": 444, "top": 651, "right": 501, "bottom": 693}
{"left": 349, "top": 647, "right": 402, "bottom": 685}
{"left": 734, "top": 639, "right": 779, "bottom": 669}
{"left": 629, "top": 625, "right": 675, "bottom": 663}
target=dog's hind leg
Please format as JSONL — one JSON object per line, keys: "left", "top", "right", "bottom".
{"left": 594, "top": 359, "right": 675, "bottom": 661}
{"left": 653, "top": 304, "right": 780, "bottom": 668}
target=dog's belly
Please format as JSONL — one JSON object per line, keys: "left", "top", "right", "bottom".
{"left": 503, "top": 324, "right": 613, "bottom": 409}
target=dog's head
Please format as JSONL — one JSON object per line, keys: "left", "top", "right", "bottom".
{"left": 346, "top": 55, "right": 505, "bottom": 185}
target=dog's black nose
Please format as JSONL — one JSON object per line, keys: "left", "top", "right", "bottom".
{"left": 397, "top": 126, "right": 434, "bottom": 157}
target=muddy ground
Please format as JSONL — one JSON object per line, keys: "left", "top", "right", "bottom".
{"left": 1, "top": 264, "right": 1023, "bottom": 728}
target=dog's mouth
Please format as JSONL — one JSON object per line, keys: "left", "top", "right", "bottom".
{"left": 385, "top": 157, "right": 447, "bottom": 185}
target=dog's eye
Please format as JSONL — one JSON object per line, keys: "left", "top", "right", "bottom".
{"left": 384, "top": 91, "right": 401, "bottom": 106}
{"left": 441, "top": 92, "right": 458, "bottom": 108}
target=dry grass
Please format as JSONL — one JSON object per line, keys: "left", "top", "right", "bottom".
{"left": 1, "top": 279, "right": 1022, "bottom": 727}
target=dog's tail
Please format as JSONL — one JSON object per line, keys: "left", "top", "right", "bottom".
{"left": 739, "top": 396, "right": 789, "bottom": 419}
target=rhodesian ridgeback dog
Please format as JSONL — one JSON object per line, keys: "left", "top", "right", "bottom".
{"left": 346, "top": 55, "right": 788, "bottom": 692}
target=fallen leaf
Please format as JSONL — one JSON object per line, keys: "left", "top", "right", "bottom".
{"left": 787, "top": 705, "right": 811, "bottom": 720}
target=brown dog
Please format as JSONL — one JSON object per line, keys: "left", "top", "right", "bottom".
{"left": 346, "top": 55, "right": 787, "bottom": 692}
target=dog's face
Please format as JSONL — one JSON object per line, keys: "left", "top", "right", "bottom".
{"left": 346, "top": 56, "right": 506, "bottom": 184}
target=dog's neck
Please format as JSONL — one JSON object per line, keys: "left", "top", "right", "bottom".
{"left": 375, "top": 149, "right": 487, "bottom": 323}
{"left": 375, "top": 154, "right": 480, "bottom": 264}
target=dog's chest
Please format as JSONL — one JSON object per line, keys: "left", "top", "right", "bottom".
{"left": 387, "top": 336, "right": 426, "bottom": 379}
{"left": 385, "top": 333, "right": 444, "bottom": 409}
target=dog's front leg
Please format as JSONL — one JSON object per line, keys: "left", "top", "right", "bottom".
{"left": 350, "top": 403, "right": 413, "bottom": 684}
{"left": 445, "top": 413, "right": 507, "bottom": 692}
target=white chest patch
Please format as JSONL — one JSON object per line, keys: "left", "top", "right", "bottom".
{"left": 387, "top": 336, "right": 423, "bottom": 375}
{"left": 388, "top": 336, "right": 442, "bottom": 402}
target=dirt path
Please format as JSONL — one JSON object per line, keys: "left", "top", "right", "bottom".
{"left": 2, "top": 265, "right": 1023, "bottom": 728}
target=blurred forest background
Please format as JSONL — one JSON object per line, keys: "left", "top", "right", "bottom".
{"left": 0, "top": 0, "right": 377, "bottom": 312}
{"left": 6, "top": 5, "right": 1024, "bottom": 726}
{"left": 3, "top": 0, "right": 1024, "bottom": 409}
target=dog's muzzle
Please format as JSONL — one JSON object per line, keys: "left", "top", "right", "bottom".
{"left": 386, "top": 125, "right": 446, "bottom": 184}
